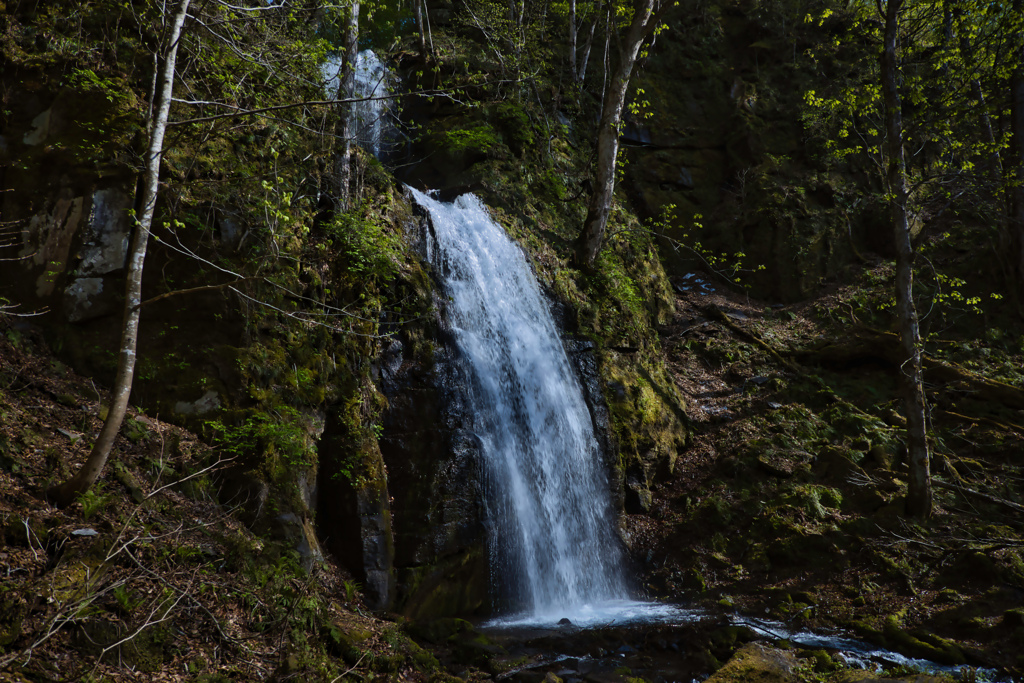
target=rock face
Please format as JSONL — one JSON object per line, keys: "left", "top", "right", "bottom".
{"left": 317, "top": 414, "right": 397, "bottom": 610}
{"left": 620, "top": 1, "right": 874, "bottom": 302}
{"left": 373, "top": 213, "right": 489, "bottom": 618}
{"left": 378, "top": 336, "right": 488, "bottom": 618}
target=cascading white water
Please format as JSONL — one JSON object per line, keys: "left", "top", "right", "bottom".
{"left": 349, "top": 50, "right": 390, "bottom": 157}
{"left": 322, "top": 49, "right": 391, "bottom": 157}
{"left": 410, "top": 187, "right": 633, "bottom": 621}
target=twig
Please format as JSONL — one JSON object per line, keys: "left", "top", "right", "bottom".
{"left": 23, "top": 519, "right": 40, "bottom": 561}
{"left": 105, "top": 457, "right": 236, "bottom": 563}
{"left": 329, "top": 649, "right": 369, "bottom": 683}
{"left": 135, "top": 278, "right": 256, "bottom": 310}
{"left": 933, "top": 478, "right": 1024, "bottom": 514}
{"left": 94, "top": 576, "right": 193, "bottom": 668}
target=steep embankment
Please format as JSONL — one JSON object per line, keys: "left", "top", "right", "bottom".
{"left": 632, "top": 269, "right": 1024, "bottom": 677}
{"left": 0, "top": 321, "right": 453, "bottom": 681}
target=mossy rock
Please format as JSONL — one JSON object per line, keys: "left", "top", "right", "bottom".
{"left": 709, "top": 625, "right": 756, "bottom": 657}
{"left": 804, "top": 649, "right": 838, "bottom": 673}
{"left": 881, "top": 617, "right": 966, "bottom": 665}
{"left": 1001, "top": 608, "right": 1024, "bottom": 629}
{"left": 939, "top": 549, "right": 1001, "bottom": 586}
{"left": 765, "top": 529, "right": 840, "bottom": 568}
{"left": 0, "top": 596, "right": 27, "bottom": 647}
{"left": 704, "top": 642, "right": 800, "bottom": 683}
{"left": 325, "top": 622, "right": 373, "bottom": 662}
{"left": 835, "top": 673, "right": 949, "bottom": 682}
{"left": 450, "top": 629, "right": 507, "bottom": 670}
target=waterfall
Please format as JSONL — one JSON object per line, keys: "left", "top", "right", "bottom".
{"left": 410, "top": 188, "right": 631, "bottom": 620}
{"left": 322, "top": 49, "right": 392, "bottom": 158}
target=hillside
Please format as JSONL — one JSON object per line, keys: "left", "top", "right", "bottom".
{"left": 2, "top": 0, "right": 1024, "bottom": 681}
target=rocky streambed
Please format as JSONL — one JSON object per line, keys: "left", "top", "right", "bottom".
{"left": 407, "top": 602, "right": 1012, "bottom": 683}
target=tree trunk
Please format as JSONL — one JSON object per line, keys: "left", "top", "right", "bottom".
{"left": 578, "top": 18, "right": 596, "bottom": 83}
{"left": 414, "top": 0, "right": 428, "bottom": 58}
{"left": 335, "top": 0, "right": 360, "bottom": 211}
{"left": 575, "top": 0, "right": 661, "bottom": 267}
{"left": 48, "top": 0, "right": 193, "bottom": 508}
{"left": 882, "top": 0, "right": 932, "bottom": 518}
{"left": 569, "top": 0, "right": 578, "bottom": 82}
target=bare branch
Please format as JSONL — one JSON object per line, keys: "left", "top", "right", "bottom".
{"left": 134, "top": 278, "right": 256, "bottom": 310}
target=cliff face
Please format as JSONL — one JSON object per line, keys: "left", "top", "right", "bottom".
{"left": 622, "top": 0, "right": 880, "bottom": 303}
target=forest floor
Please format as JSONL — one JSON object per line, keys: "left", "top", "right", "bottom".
{"left": 630, "top": 267, "right": 1024, "bottom": 680}
{"left": 0, "top": 321, "right": 443, "bottom": 682}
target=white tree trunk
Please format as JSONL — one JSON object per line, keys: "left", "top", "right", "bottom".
{"left": 49, "top": 0, "right": 193, "bottom": 507}
{"left": 575, "top": 0, "right": 663, "bottom": 267}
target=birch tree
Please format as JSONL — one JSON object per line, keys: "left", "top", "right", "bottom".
{"left": 49, "top": 0, "right": 193, "bottom": 507}
{"left": 574, "top": 0, "right": 672, "bottom": 268}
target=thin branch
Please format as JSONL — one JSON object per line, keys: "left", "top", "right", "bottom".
{"left": 135, "top": 278, "right": 256, "bottom": 310}
{"left": 933, "top": 478, "right": 1024, "bottom": 513}
{"left": 228, "top": 286, "right": 388, "bottom": 338}
{"left": 168, "top": 80, "right": 520, "bottom": 127}
{"left": 0, "top": 304, "right": 50, "bottom": 317}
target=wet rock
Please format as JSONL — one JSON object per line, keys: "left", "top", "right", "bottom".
{"left": 373, "top": 294, "right": 494, "bottom": 617}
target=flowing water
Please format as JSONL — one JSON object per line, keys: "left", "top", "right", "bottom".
{"left": 406, "top": 188, "right": 1009, "bottom": 680}
{"left": 322, "top": 49, "right": 392, "bottom": 157}
{"left": 410, "top": 188, "right": 637, "bottom": 622}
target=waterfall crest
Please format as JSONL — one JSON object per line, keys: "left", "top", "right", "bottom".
{"left": 410, "top": 187, "right": 630, "bottom": 619}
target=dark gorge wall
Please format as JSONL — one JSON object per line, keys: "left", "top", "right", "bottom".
{"left": 622, "top": 0, "right": 882, "bottom": 302}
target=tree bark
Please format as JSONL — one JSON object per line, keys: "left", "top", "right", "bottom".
{"left": 882, "top": 0, "right": 932, "bottom": 518}
{"left": 414, "top": 0, "right": 428, "bottom": 58}
{"left": 335, "top": 0, "right": 360, "bottom": 211}
{"left": 574, "top": 0, "right": 665, "bottom": 267}
{"left": 48, "top": 0, "right": 193, "bottom": 508}
{"left": 569, "top": 0, "right": 578, "bottom": 82}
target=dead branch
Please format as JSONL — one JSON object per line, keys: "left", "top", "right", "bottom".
{"left": 135, "top": 278, "right": 256, "bottom": 310}
{"left": 933, "top": 478, "right": 1024, "bottom": 514}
